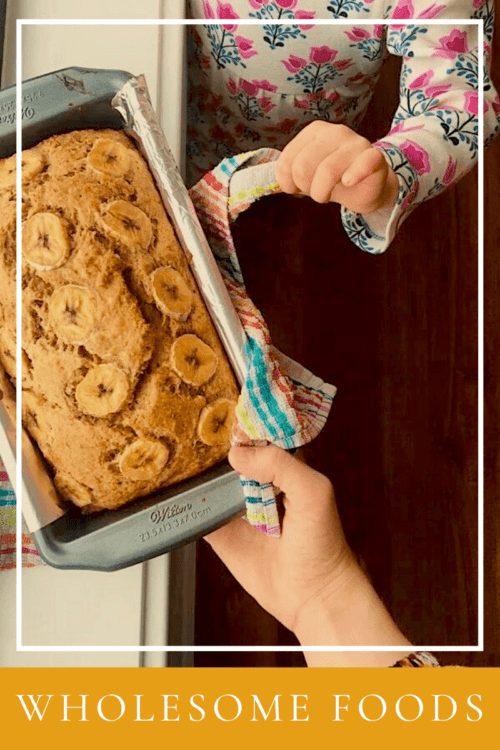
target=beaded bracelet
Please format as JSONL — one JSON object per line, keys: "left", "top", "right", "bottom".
{"left": 391, "top": 651, "right": 441, "bottom": 668}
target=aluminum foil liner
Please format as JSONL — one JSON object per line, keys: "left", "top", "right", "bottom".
{"left": 112, "top": 75, "right": 248, "bottom": 385}
{"left": 0, "top": 369, "right": 64, "bottom": 532}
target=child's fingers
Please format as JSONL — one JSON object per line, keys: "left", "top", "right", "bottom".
{"left": 288, "top": 140, "right": 343, "bottom": 196}
{"left": 276, "top": 121, "right": 338, "bottom": 193}
{"left": 341, "top": 147, "right": 387, "bottom": 187}
{"left": 309, "top": 148, "right": 358, "bottom": 203}
{"left": 276, "top": 127, "right": 318, "bottom": 193}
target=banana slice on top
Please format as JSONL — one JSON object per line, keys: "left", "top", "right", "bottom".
{"left": 87, "top": 138, "right": 131, "bottom": 178}
{"left": 23, "top": 213, "right": 70, "bottom": 270}
{"left": 0, "top": 152, "right": 44, "bottom": 190}
{"left": 197, "top": 398, "right": 236, "bottom": 446}
{"left": 151, "top": 267, "right": 193, "bottom": 320}
{"left": 75, "top": 364, "right": 130, "bottom": 417}
{"left": 171, "top": 334, "right": 217, "bottom": 387}
{"left": 119, "top": 439, "right": 170, "bottom": 481}
{"left": 48, "top": 285, "right": 96, "bottom": 344}
{"left": 100, "top": 200, "right": 152, "bottom": 249}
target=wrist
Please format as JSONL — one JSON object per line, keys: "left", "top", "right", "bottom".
{"left": 294, "top": 561, "right": 413, "bottom": 667}
{"left": 380, "top": 167, "right": 399, "bottom": 212}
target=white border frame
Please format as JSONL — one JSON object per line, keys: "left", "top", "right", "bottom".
{"left": 15, "top": 17, "right": 484, "bottom": 653}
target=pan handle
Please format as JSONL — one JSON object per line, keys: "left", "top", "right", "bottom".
{"left": 0, "top": 66, "right": 134, "bottom": 157}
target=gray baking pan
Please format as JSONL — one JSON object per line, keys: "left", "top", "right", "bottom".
{"left": 0, "top": 67, "right": 246, "bottom": 571}
{"left": 0, "top": 67, "right": 132, "bottom": 157}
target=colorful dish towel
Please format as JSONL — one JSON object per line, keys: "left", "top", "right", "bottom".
{"left": 190, "top": 148, "right": 336, "bottom": 536}
{"left": 0, "top": 457, "right": 41, "bottom": 569}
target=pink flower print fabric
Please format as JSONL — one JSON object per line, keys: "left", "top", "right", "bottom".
{"left": 433, "top": 28, "right": 471, "bottom": 58}
{"left": 442, "top": 156, "right": 458, "bottom": 186}
{"left": 398, "top": 140, "right": 431, "bottom": 174}
{"left": 280, "top": 45, "right": 352, "bottom": 116}
{"left": 186, "top": 0, "right": 499, "bottom": 253}
{"left": 389, "top": 0, "right": 447, "bottom": 21}
{"left": 235, "top": 35, "right": 259, "bottom": 59}
{"left": 227, "top": 78, "right": 279, "bottom": 119}
{"left": 463, "top": 89, "right": 489, "bottom": 115}
{"left": 363, "top": 11, "right": 498, "bottom": 251}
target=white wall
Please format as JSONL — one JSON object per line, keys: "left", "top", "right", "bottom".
{"left": 0, "top": 568, "right": 144, "bottom": 667}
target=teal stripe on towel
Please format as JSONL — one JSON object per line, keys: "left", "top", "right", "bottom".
{"left": 247, "top": 339, "right": 294, "bottom": 437}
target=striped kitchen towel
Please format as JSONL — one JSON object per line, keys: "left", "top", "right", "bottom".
{"left": 0, "top": 456, "right": 41, "bottom": 569}
{"left": 190, "top": 148, "right": 336, "bottom": 536}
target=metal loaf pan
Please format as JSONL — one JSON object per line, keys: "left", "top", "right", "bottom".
{"left": 0, "top": 67, "right": 246, "bottom": 571}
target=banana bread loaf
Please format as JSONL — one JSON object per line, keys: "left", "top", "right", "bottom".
{"left": 0, "top": 129, "right": 239, "bottom": 512}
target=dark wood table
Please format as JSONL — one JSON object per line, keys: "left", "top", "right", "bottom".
{"left": 193, "top": 24, "right": 500, "bottom": 668}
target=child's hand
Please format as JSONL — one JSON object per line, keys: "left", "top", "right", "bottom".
{"left": 276, "top": 121, "right": 399, "bottom": 215}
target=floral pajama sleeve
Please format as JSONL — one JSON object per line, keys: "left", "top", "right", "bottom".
{"left": 186, "top": 0, "right": 499, "bottom": 253}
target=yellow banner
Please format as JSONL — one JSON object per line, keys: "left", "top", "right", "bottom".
{"left": 1, "top": 667, "right": 498, "bottom": 747}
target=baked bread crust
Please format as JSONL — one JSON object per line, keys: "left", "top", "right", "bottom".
{"left": 0, "top": 129, "right": 239, "bottom": 512}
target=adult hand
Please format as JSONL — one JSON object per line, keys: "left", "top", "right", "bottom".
{"left": 205, "top": 445, "right": 413, "bottom": 667}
